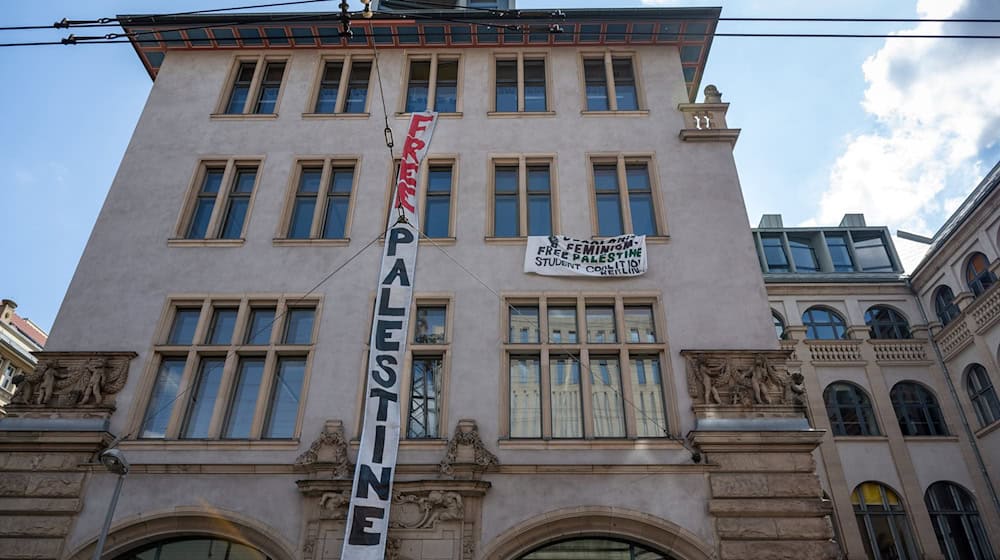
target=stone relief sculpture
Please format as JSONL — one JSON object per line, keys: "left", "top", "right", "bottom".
{"left": 11, "top": 353, "right": 135, "bottom": 409}
{"left": 683, "top": 351, "right": 804, "bottom": 407}
{"left": 440, "top": 420, "right": 499, "bottom": 476}
{"left": 295, "top": 420, "right": 353, "bottom": 479}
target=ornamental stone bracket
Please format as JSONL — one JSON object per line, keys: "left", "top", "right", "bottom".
{"left": 680, "top": 350, "right": 807, "bottom": 425}
{"left": 7, "top": 351, "right": 138, "bottom": 419}
{"left": 295, "top": 420, "right": 353, "bottom": 479}
{"left": 678, "top": 85, "right": 741, "bottom": 147}
{"left": 439, "top": 419, "right": 499, "bottom": 479}
{"left": 296, "top": 478, "right": 491, "bottom": 560}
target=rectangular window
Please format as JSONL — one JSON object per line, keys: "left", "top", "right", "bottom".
{"left": 760, "top": 234, "right": 789, "bottom": 272}
{"left": 220, "top": 57, "right": 287, "bottom": 115}
{"left": 490, "top": 158, "right": 554, "bottom": 238}
{"left": 139, "top": 297, "right": 317, "bottom": 440}
{"left": 391, "top": 298, "right": 450, "bottom": 440}
{"left": 407, "top": 357, "right": 442, "bottom": 438}
{"left": 787, "top": 235, "right": 819, "bottom": 272}
{"left": 313, "top": 57, "right": 372, "bottom": 114}
{"left": 504, "top": 296, "right": 667, "bottom": 440}
{"left": 852, "top": 231, "right": 894, "bottom": 271}
{"left": 583, "top": 53, "right": 641, "bottom": 112}
{"left": 424, "top": 164, "right": 454, "bottom": 238}
{"left": 283, "top": 161, "right": 357, "bottom": 241}
{"left": 493, "top": 55, "right": 547, "bottom": 112}
{"left": 826, "top": 233, "right": 855, "bottom": 272}
{"left": 403, "top": 55, "right": 460, "bottom": 113}
{"left": 592, "top": 157, "right": 660, "bottom": 236}
{"left": 415, "top": 305, "right": 446, "bottom": 344}
{"left": 180, "top": 161, "right": 260, "bottom": 241}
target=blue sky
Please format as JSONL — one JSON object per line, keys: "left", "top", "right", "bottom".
{"left": 4, "top": 0, "right": 1000, "bottom": 332}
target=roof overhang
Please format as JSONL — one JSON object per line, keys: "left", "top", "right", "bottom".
{"left": 119, "top": 7, "right": 721, "bottom": 102}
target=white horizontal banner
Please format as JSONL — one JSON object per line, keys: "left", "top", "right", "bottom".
{"left": 524, "top": 235, "right": 647, "bottom": 277}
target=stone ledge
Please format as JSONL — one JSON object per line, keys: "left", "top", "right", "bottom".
{"left": 0, "top": 537, "right": 63, "bottom": 559}
{"left": 709, "top": 498, "right": 834, "bottom": 517}
{"left": 0, "top": 497, "right": 82, "bottom": 514}
{"left": 0, "top": 472, "right": 84, "bottom": 498}
{"left": 720, "top": 539, "right": 839, "bottom": 560}
{"left": 710, "top": 473, "right": 821, "bottom": 499}
{"left": 0, "top": 515, "right": 73, "bottom": 537}
{"left": 710, "top": 452, "right": 816, "bottom": 473}
{"left": 717, "top": 517, "right": 833, "bottom": 540}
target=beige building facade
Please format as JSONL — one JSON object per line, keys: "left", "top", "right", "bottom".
{"left": 0, "top": 299, "right": 47, "bottom": 409}
{"left": 10, "top": 5, "right": 998, "bottom": 560}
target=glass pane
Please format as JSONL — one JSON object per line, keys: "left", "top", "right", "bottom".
{"left": 344, "top": 61, "right": 370, "bottom": 113}
{"left": 245, "top": 307, "right": 276, "bottom": 344}
{"left": 181, "top": 358, "right": 225, "bottom": 439}
{"left": 548, "top": 307, "right": 578, "bottom": 343}
{"left": 202, "top": 169, "right": 224, "bottom": 193}
{"left": 625, "top": 164, "right": 650, "bottom": 191}
{"left": 584, "top": 59, "right": 609, "bottom": 111}
{"left": 140, "top": 358, "right": 186, "bottom": 438}
{"left": 827, "top": 234, "right": 854, "bottom": 271}
{"left": 788, "top": 236, "right": 818, "bottom": 272}
{"left": 283, "top": 308, "right": 315, "bottom": 344}
{"left": 494, "top": 195, "right": 519, "bottom": 237}
{"left": 424, "top": 197, "right": 451, "bottom": 238}
{"left": 523, "top": 59, "right": 546, "bottom": 111}
{"left": 168, "top": 308, "right": 201, "bottom": 344}
{"left": 226, "top": 85, "right": 249, "bottom": 114}
{"left": 322, "top": 197, "right": 350, "bottom": 239}
{"left": 527, "top": 165, "right": 550, "bottom": 192}
{"left": 415, "top": 306, "right": 446, "bottom": 344}
{"left": 624, "top": 306, "right": 655, "bottom": 342}
{"left": 597, "top": 194, "right": 624, "bottom": 236}
{"left": 219, "top": 197, "right": 249, "bottom": 239}
{"left": 509, "top": 306, "right": 539, "bottom": 343}
{"left": 527, "top": 195, "right": 551, "bottom": 236}
{"left": 187, "top": 198, "right": 215, "bottom": 239}
{"left": 761, "top": 235, "right": 789, "bottom": 271}
{"left": 428, "top": 166, "right": 452, "bottom": 192}
{"left": 854, "top": 232, "right": 894, "bottom": 271}
{"left": 298, "top": 169, "right": 322, "bottom": 193}
{"left": 510, "top": 356, "right": 541, "bottom": 438}
{"left": 629, "top": 193, "right": 658, "bottom": 236}
{"left": 594, "top": 165, "right": 619, "bottom": 191}
{"left": 550, "top": 358, "right": 582, "bottom": 438}
{"left": 612, "top": 58, "right": 638, "bottom": 110}
{"left": 330, "top": 166, "right": 355, "bottom": 193}
{"left": 315, "top": 87, "right": 338, "bottom": 113}
{"left": 586, "top": 306, "right": 617, "bottom": 343}
{"left": 234, "top": 169, "right": 257, "bottom": 193}
{"left": 407, "top": 357, "right": 441, "bottom": 438}
{"left": 405, "top": 60, "right": 431, "bottom": 112}
{"left": 495, "top": 166, "right": 518, "bottom": 192}
{"left": 224, "top": 358, "right": 264, "bottom": 439}
{"left": 263, "top": 357, "right": 306, "bottom": 438}
{"left": 495, "top": 59, "right": 517, "bottom": 112}
{"left": 208, "top": 308, "right": 238, "bottom": 345}
{"left": 631, "top": 356, "right": 665, "bottom": 437}
{"left": 254, "top": 85, "right": 279, "bottom": 114}
{"left": 435, "top": 60, "right": 458, "bottom": 112}
{"left": 288, "top": 198, "right": 316, "bottom": 239}
{"left": 590, "top": 357, "right": 625, "bottom": 437}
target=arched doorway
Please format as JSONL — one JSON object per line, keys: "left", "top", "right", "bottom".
{"left": 111, "top": 536, "right": 271, "bottom": 559}
{"left": 517, "top": 537, "right": 678, "bottom": 559}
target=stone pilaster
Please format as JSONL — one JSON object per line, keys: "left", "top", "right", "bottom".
{"left": 0, "top": 423, "right": 112, "bottom": 560}
{"left": 681, "top": 350, "right": 839, "bottom": 560}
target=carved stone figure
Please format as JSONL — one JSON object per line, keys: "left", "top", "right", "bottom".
{"left": 79, "top": 358, "right": 109, "bottom": 405}
{"left": 784, "top": 371, "right": 807, "bottom": 406}
{"left": 319, "top": 490, "right": 350, "bottom": 519}
{"left": 683, "top": 350, "right": 800, "bottom": 407}
{"left": 687, "top": 357, "right": 729, "bottom": 404}
{"left": 295, "top": 420, "right": 353, "bottom": 478}
{"left": 440, "top": 420, "right": 499, "bottom": 476}
{"left": 704, "top": 84, "right": 723, "bottom": 103}
{"left": 10, "top": 353, "right": 134, "bottom": 409}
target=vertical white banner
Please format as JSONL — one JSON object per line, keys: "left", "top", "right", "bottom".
{"left": 342, "top": 112, "right": 437, "bottom": 559}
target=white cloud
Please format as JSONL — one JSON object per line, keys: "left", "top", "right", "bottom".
{"left": 813, "top": 0, "right": 1000, "bottom": 233}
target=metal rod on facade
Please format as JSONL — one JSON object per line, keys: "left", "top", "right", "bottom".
{"left": 92, "top": 473, "right": 126, "bottom": 560}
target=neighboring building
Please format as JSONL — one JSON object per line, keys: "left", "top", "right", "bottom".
{"left": 0, "top": 299, "right": 47, "bottom": 408}
{"left": 2, "top": 4, "right": 996, "bottom": 560}
{"left": 753, "top": 182, "right": 1000, "bottom": 559}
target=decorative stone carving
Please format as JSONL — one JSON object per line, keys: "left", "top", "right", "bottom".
{"left": 682, "top": 350, "right": 803, "bottom": 407}
{"left": 440, "top": 419, "right": 499, "bottom": 477}
{"left": 10, "top": 352, "right": 136, "bottom": 409}
{"left": 319, "top": 490, "right": 350, "bottom": 520}
{"left": 385, "top": 537, "right": 401, "bottom": 560}
{"left": 296, "top": 420, "right": 353, "bottom": 479}
{"left": 704, "top": 84, "right": 723, "bottom": 103}
{"left": 391, "top": 489, "right": 464, "bottom": 529}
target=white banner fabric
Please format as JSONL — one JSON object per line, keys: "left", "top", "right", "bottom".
{"left": 524, "top": 234, "right": 647, "bottom": 277}
{"left": 342, "top": 112, "right": 437, "bottom": 559}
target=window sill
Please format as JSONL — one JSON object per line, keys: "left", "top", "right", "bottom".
{"left": 167, "top": 238, "right": 245, "bottom": 247}
{"left": 395, "top": 112, "right": 463, "bottom": 119}
{"left": 498, "top": 438, "right": 681, "bottom": 450}
{"left": 301, "top": 112, "right": 370, "bottom": 119}
{"left": 485, "top": 236, "right": 528, "bottom": 245}
{"left": 273, "top": 237, "right": 351, "bottom": 247}
{"left": 381, "top": 236, "right": 456, "bottom": 246}
{"left": 120, "top": 439, "right": 300, "bottom": 450}
{"left": 902, "top": 435, "right": 959, "bottom": 442}
{"left": 487, "top": 111, "right": 557, "bottom": 118}
{"left": 209, "top": 113, "right": 279, "bottom": 120}
{"left": 581, "top": 110, "right": 649, "bottom": 117}
{"left": 831, "top": 435, "right": 889, "bottom": 442}
{"left": 590, "top": 234, "right": 669, "bottom": 243}
{"left": 974, "top": 419, "right": 1000, "bottom": 438}
{"left": 349, "top": 438, "right": 448, "bottom": 449}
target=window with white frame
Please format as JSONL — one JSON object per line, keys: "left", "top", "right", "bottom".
{"left": 582, "top": 53, "right": 640, "bottom": 111}
{"left": 283, "top": 160, "right": 357, "bottom": 240}
{"left": 221, "top": 58, "right": 287, "bottom": 115}
{"left": 504, "top": 296, "right": 668, "bottom": 439}
{"left": 403, "top": 55, "right": 460, "bottom": 113}
{"left": 490, "top": 157, "right": 554, "bottom": 238}
{"left": 494, "top": 54, "right": 547, "bottom": 112}
{"left": 591, "top": 157, "right": 660, "bottom": 237}
{"left": 138, "top": 297, "right": 318, "bottom": 440}
{"left": 312, "top": 57, "right": 372, "bottom": 114}
{"left": 179, "top": 160, "right": 261, "bottom": 241}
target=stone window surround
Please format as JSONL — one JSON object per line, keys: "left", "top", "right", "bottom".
{"left": 585, "top": 152, "right": 669, "bottom": 239}
{"left": 498, "top": 291, "right": 678, "bottom": 443}
{"left": 381, "top": 155, "right": 460, "bottom": 244}
{"left": 211, "top": 54, "right": 290, "bottom": 118}
{"left": 396, "top": 51, "right": 464, "bottom": 116}
{"left": 485, "top": 153, "right": 560, "bottom": 242}
{"left": 302, "top": 53, "right": 374, "bottom": 118}
{"left": 169, "top": 157, "right": 265, "bottom": 247}
{"left": 487, "top": 49, "right": 556, "bottom": 116}
{"left": 273, "top": 155, "right": 363, "bottom": 246}
{"left": 577, "top": 49, "right": 649, "bottom": 116}
{"left": 126, "top": 294, "right": 322, "bottom": 443}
